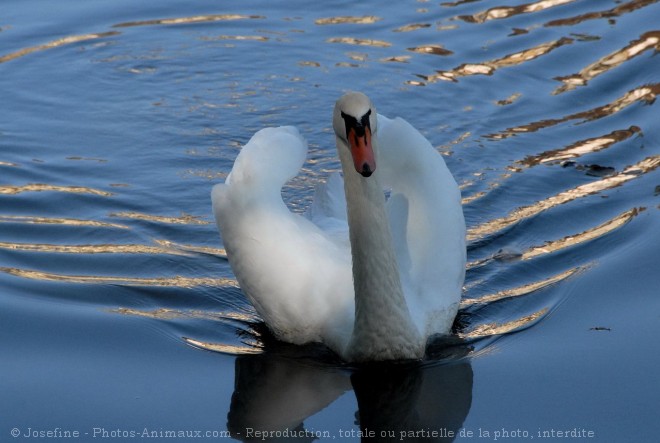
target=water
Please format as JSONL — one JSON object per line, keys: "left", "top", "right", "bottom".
{"left": 1, "top": 0, "right": 659, "bottom": 441}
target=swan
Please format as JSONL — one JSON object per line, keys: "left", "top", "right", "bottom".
{"left": 212, "top": 92, "right": 466, "bottom": 362}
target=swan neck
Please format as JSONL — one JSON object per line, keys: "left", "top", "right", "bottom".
{"left": 337, "top": 137, "right": 423, "bottom": 361}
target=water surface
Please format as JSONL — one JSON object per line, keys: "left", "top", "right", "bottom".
{"left": 2, "top": 0, "right": 659, "bottom": 441}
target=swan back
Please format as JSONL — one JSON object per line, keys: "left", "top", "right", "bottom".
{"left": 377, "top": 115, "right": 466, "bottom": 337}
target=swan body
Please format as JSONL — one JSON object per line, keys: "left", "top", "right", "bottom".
{"left": 212, "top": 93, "right": 466, "bottom": 361}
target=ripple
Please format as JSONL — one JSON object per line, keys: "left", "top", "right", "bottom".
{"left": 407, "top": 44, "right": 453, "bottom": 56}
{"left": 111, "top": 307, "right": 255, "bottom": 323}
{"left": 467, "top": 156, "right": 660, "bottom": 241}
{"left": 488, "top": 84, "right": 660, "bottom": 139}
{"left": 0, "top": 31, "right": 120, "bottom": 64}
{"left": 0, "top": 215, "right": 129, "bottom": 229}
{"left": 457, "top": 0, "right": 577, "bottom": 24}
{"left": 420, "top": 37, "right": 573, "bottom": 83}
{"left": 495, "top": 93, "right": 522, "bottom": 106}
{"left": 152, "top": 239, "right": 226, "bottom": 258}
{"left": 380, "top": 55, "right": 411, "bottom": 63}
{"left": 545, "top": 0, "right": 659, "bottom": 27}
{"left": 0, "top": 183, "right": 113, "bottom": 196}
{"left": 459, "top": 308, "right": 549, "bottom": 339}
{"left": 326, "top": 37, "right": 392, "bottom": 48}
{"left": 519, "top": 126, "right": 641, "bottom": 167}
{"left": 461, "top": 266, "right": 584, "bottom": 307}
{"left": 109, "top": 211, "right": 210, "bottom": 225}
{"left": 554, "top": 31, "right": 660, "bottom": 95}
{"left": 393, "top": 23, "right": 432, "bottom": 33}
{"left": 521, "top": 208, "right": 642, "bottom": 260}
{"left": 199, "top": 35, "right": 270, "bottom": 43}
{"left": 183, "top": 338, "right": 263, "bottom": 355}
{"left": 0, "top": 267, "right": 236, "bottom": 288}
{"left": 112, "top": 14, "right": 265, "bottom": 28}
{"left": 0, "top": 241, "right": 194, "bottom": 256}
{"left": 314, "top": 16, "right": 382, "bottom": 25}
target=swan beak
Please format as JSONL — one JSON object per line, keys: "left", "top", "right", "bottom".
{"left": 348, "top": 125, "right": 375, "bottom": 177}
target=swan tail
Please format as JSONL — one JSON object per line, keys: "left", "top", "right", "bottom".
{"left": 223, "top": 126, "right": 307, "bottom": 191}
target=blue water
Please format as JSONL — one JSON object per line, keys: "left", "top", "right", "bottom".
{"left": 2, "top": 0, "right": 659, "bottom": 441}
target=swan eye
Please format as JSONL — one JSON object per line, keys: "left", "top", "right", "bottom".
{"left": 360, "top": 109, "right": 371, "bottom": 128}
{"left": 340, "top": 109, "right": 372, "bottom": 140}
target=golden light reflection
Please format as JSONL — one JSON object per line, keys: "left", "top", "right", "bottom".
{"left": 0, "top": 183, "right": 113, "bottom": 196}
{"left": 393, "top": 23, "right": 431, "bottom": 32}
{"left": 457, "top": 0, "right": 577, "bottom": 23}
{"left": 468, "top": 125, "right": 642, "bottom": 206}
{"left": 0, "top": 241, "right": 194, "bottom": 256}
{"left": 380, "top": 55, "right": 411, "bottom": 63}
{"left": 0, "top": 161, "right": 19, "bottom": 167}
{"left": 199, "top": 35, "right": 269, "bottom": 42}
{"left": 554, "top": 31, "right": 660, "bottom": 94}
{"left": 326, "top": 37, "right": 392, "bottom": 47}
{"left": 298, "top": 61, "right": 321, "bottom": 67}
{"left": 0, "top": 214, "right": 129, "bottom": 229}
{"left": 0, "top": 32, "right": 120, "bottom": 64}
{"left": 407, "top": 44, "right": 453, "bottom": 56}
{"left": 113, "top": 14, "right": 264, "bottom": 28}
{"left": 441, "top": 0, "right": 480, "bottom": 6}
{"left": 152, "top": 239, "right": 227, "bottom": 257}
{"left": 460, "top": 308, "right": 549, "bottom": 339}
{"left": 314, "top": 16, "right": 382, "bottom": 25}
{"left": 495, "top": 93, "right": 522, "bottom": 106}
{"left": 522, "top": 208, "right": 640, "bottom": 260}
{"left": 467, "top": 156, "right": 660, "bottom": 241}
{"left": 183, "top": 338, "right": 263, "bottom": 355}
{"left": 422, "top": 37, "right": 573, "bottom": 83}
{"left": 545, "top": 0, "right": 659, "bottom": 27}
{"left": 489, "top": 84, "right": 659, "bottom": 139}
{"left": 520, "top": 126, "right": 641, "bottom": 166}
{"left": 109, "top": 211, "right": 210, "bottom": 225}
{"left": 461, "top": 267, "right": 583, "bottom": 307}
{"left": 461, "top": 192, "right": 486, "bottom": 205}
{"left": 0, "top": 267, "right": 237, "bottom": 288}
{"left": 112, "top": 307, "right": 255, "bottom": 323}
{"left": 346, "top": 52, "right": 368, "bottom": 62}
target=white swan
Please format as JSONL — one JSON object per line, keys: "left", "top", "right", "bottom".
{"left": 212, "top": 92, "right": 466, "bottom": 362}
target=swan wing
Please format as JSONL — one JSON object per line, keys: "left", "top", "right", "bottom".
{"left": 212, "top": 127, "right": 353, "bottom": 351}
{"left": 376, "top": 115, "right": 466, "bottom": 336}
{"left": 307, "top": 172, "right": 350, "bottom": 248}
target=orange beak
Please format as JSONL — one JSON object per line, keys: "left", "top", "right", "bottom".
{"left": 348, "top": 125, "right": 375, "bottom": 177}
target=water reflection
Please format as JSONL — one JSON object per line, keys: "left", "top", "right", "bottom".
{"left": 0, "top": 214, "right": 129, "bottom": 229}
{"left": 457, "top": 0, "right": 576, "bottom": 24}
{"left": 112, "top": 14, "right": 265, "bottom": 29}
{"left": 326, "top": 37, "right": 392, "bottom": 48}
{"left": 553, "top": 31, "right": 660, "bottom": 95}
{"left": 227, "top": 352, "right": 473, "bottom": 442}
{"left": 521, "top": 209, "right": 641, "bottom": 260}
{"left": 489, "top": 84, "right": 659, "bottom": 139}
{"left": 0, "top": 266, "right": 235, "bottom": 288}
{"left": 0, "top": 183, "right": 113, "bottom": 196}
{"left": 314, "top": 16, "right": 382, "bottom": 25}
{"left": 545, "top": 0, "right": 659, "bottom": 27}
{"left": 519, "top": 126, "right": 641, "bottom": 166}
{"left": 420, "top": 37, "right": 573, "bottom": 83}
{"left": 0, "top": 32, "right": 119, "bottom": 64}
{"left": 109, "top": 211, "right": 210, "bottom": 225}
{"left": 467, "top": 155, "right": 660, "bottom": 241}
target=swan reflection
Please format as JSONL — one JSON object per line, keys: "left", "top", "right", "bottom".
{"left": 227, "top": 348, "right": 472, "bottom": 442}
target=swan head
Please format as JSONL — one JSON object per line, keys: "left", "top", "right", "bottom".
{"left": 333, "top": 92, "right": 378, "bottom": 178}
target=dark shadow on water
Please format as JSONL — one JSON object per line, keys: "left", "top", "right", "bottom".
{"left": 351, "top": 360, "right": 473, "bottom": 442}
{"left": 227, "top": 339, "right": 473, "bottom": 442}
